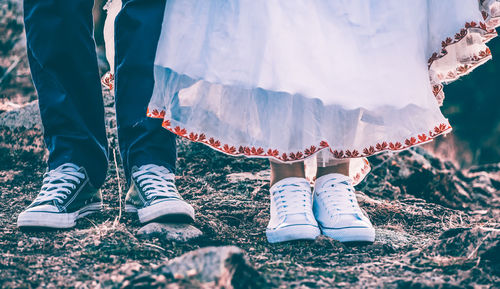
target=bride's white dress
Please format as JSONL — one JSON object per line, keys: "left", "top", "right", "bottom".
{"left": 104, "top": 0, "right": 500, "bottom": 184}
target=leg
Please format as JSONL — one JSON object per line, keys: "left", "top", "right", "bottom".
{"left": 270, "top": 160, "right": 306, "bottom": 186}
{"left": 23, "top": 0, "right": 108, "bottom": 187}
{"left": 93, "top": 0, "right": 109, "bottom": 73}
{"left": 316, "top": 160, "right": 350, "bottom": 179}
{"left": 114, "top": 0, "right": 177, "bottom": 182}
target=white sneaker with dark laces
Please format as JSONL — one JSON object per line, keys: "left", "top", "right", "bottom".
{"left": 266, "top": 177, "right": 321, "bottom": 243}
{"left": 313, "top": 173, "right": 375, "bottom": 243}
{"left": 17, "top": 163, "right": 102, "bottom": 229}
{"left": 125, "top": 164, "right": 195, "bottom": 223}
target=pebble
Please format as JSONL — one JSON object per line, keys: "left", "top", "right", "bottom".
{"left": 136, "top": 222, "right": 203, "bottom": 242}
{"left": 160, "top": 246, "right": 246, "bottom": 283}
{"left": 0, "top": 100, "right": 41, "bottom": 129}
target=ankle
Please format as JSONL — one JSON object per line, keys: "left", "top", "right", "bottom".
{"left": 270, "top": 161, "right": 305, "bottom": 186}
{"left": 316, "top": 161, "right": 349, "bottom": 179}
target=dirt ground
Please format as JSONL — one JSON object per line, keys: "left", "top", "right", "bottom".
{"left": 1, "top": 125, "right": 499, "bottom": 288}
{"left": 1, "top": 1, "right": 499, "bottom": 288}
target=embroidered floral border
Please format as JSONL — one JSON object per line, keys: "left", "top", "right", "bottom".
{"left": 352, "top": 158, "right": 371, "bottom": 185}
{"left": 147, "top": 108, "right": 452, "bottom": 163}
{"left": 429, "top": 3, "right": 500, "bottom": 105}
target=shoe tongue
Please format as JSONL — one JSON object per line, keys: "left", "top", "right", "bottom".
{"left": 284, "top": 213, "right": 308, "bottom": 223}
{"left": 272, "top": 177, "right": 309, "bottom": 187}
{"left": 55, "top": 163, "right": 80, "bottom": 172}
{"left": 271, "top": 177, "right": 310, "bottom": 193}
{"left": 138, "top": 164, "right": 170, "bottom": 173}
{"left": 149, "top": 195, "right": 180, "bottom": 205}
{"left": 29, "top": 203, "right": 60, "bottom": 212}
{"left": 347, "top": 212, "right": 370, "bottom": 223}
{"left": 32, "top": 199, "right": 59, "bottom": 208}
{"left": 315, "top": 173, "right": 352, "bottom": 190}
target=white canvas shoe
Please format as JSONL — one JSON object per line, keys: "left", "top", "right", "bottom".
{"left": 125, "top": 164, "right": 195, "bottom": 223}
{"left": 17, "top": 163, "right": 102, "bottom": 229}
{"left": 313, "top": 173, "right": 375, "bottom": 243}
{"left": 266, "top": 177, "right": 321, "bottom": 243}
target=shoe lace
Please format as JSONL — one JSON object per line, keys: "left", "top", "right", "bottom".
{"left": 132, "top": 164, "right": 179, "bottom": 200}
{"left": 34, "top": 163, "right": 85, "bottom": 204}
{"left": 272, "top": 181, "right": 312, "bottom": 219}
{"left": 315, "top": 176, "right": 361, "bottom": 217}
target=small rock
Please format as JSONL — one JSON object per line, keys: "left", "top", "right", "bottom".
{"left": 0, "top": 100, "right": 41, "bottom": 129}
{"left": 226, "top": 170, "right": 270, "bottom": 183}
{"left": 160, "top": 246, "right": 267, "bottom": 288}
{"left": 136, "top": 223, "right": 203, "bottom": 242}
{"left": 375, "top": 228, "right": 423, "bottom": 249}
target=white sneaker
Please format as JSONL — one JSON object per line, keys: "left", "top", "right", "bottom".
{"left": 125, "top": 164, "right": 195, "bottom": 223}
{"left": 17, "top": 163, "right": 102, "bottom": 229}
{"left": 313, "top": 173, "right": 375, "bottom": 243}
{"left": 266, "top": 177, "right": 321, "bottom": 243}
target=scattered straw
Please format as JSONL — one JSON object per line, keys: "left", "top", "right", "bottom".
{"left": 113, "top": 148, "right": 123, "bottom": 226}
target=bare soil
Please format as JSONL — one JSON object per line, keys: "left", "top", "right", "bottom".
{"left": 1, "top": 126, "right": 499, "bottom": 288}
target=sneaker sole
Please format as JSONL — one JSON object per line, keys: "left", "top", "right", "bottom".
{"left": 320, "top": 226, "right": 375, "bottom": 243}
{"left": 125, "top": 199, "right": 195, "bottom": 224}
{"left": 17, "top": 202, "right": 102, "bottom": 229}
{"left": 266, "top": 224, "right": 321, "bottom": 243}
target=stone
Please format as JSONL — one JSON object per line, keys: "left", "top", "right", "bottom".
{"left": 160, "top": 246, "right": 267, "bottom": 288}
{"left": 375, "top": 228, "right": 423, "bottom": 249}
{"left": 226, "top": 170, "right": 270, "bottom": 183}
{"left": 136, "top": 222, "right": 203, "bottom": 242}
{"left": 0, "top": 100, "right": 41, "bottom": 129}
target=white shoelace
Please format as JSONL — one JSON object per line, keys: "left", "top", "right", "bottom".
{"left": 34, "top": 163, "right": 85, "bottom": 204}
{"left": 272, "top": 180, "right": 313, "bottom": 219}
{"left": 315, "top": 176, "right": 362, "bottom": 217}
{"left": 132, "top": 164, "right": 180, "bottom": 200}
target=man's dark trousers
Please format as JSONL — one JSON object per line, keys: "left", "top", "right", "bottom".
{"left": 23, "top": 0, "right": 176, "bottom": 187}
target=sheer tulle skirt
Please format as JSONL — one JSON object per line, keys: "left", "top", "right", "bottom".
{"left": 103, "top": 0, "right": 500, "bottom": 184}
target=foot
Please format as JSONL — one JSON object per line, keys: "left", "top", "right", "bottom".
{"left": 266, "top": 177, "right": 321, "bottom": 243}
{"left": 313, "top": 173, "right": 375, "bottom": 243}
{"left": 17, "top": 163, "right": 102, "bottom": 229}
{"left": 125, "top": 164, "right": 195, "bottom": 223}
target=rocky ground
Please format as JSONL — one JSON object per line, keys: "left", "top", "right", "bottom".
{"left": 1, "top": 1, "right": 499, "bottom": 288}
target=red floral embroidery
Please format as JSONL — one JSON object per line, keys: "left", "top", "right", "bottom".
{"left": 429, "top": 16, "right": 498, "bottom": 103}
{"left": 173, "top": 126, "right": 187, "bottom": 136}
{"left": 332, "top": 150, "right": 344, "bottom": 159}
{"left": 353, "top": 158, "right": 371, "bottom": 184}
{"left": 405, "top": 137, "right": 417, "bottom": 146}
{"left": 222, "top": 144, "right": 237, "bottom": 154}
{"left": 363, "top": 146, "right": 375, "bottom": 155}
{"left": 418, "top": 134, "right": 429, "bottom": 142}
{"left": 188, "top": 132, "right": 198, "bottom": 141}
{"left": 376, "top": 142, "right": 388, "bottom": 151}
{"left": 148, "top": 107, "right": 453, "bottom": 162}
{"left": 304, "top": 146, "right": 317, "bottom": 156}
{"left": 101, "top": 72, "right": 114, "bottom": 90}
{"left": 208, "top": 138, "right": 221, "bottom": 148}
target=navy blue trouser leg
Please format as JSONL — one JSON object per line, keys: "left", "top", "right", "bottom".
{"left": 24, "top": 0, "right": 177, "bottom": 187}
{"left": 115, "top": 0, "right": 177, "bottom": 182}
{"left": 24, "top": 0, "right": 109, "bottom": 187}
